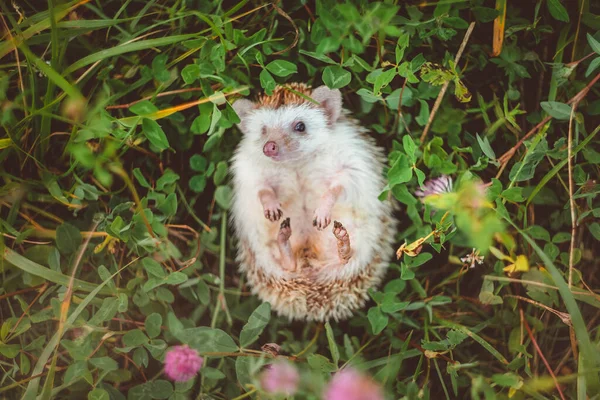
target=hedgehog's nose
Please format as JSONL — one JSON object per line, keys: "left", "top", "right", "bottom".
{"left": 263, "top": 141, "right": 279, "bottom": 157}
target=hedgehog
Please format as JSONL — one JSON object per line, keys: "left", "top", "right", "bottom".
{"left": 229, "top": 83, "right": 397, "bottom": 321}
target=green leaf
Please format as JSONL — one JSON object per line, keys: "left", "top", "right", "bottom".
{"left": 387, "top": 154, "right": 413, "bottom": 187}
{"left": 239, "top": 303, "right": 271, "bottom": 348}
{"left": 165, "top": 272, "right": 188, "bottom": 285}
{"left": 150, "top": 380, "right": 173, "bottom": 399}
{"left": 540, "top": 101, "right": 572, "bottom": 120}
{"left": 402, "top": 135, "right": 417, "bottom": 162}
{"left": 133, "top": 168, "right": 152, "bottom": 188}
{"left": 152, "top": 54, "right": 170, "bottom": 82}
{"left": 501, "top": 187, "right": 525, "bottom": 203}
{"left": 373, "top": 68, "right": 396, "bottom": 96}
{"left": 259, "top": 69, "right": 276, "bottom": 95}
{"left": 414, "top": 168, "right": 426, "bottom": 189}
{"left": 181, "top": 64, "right": 200, "bottom": 84}
{"left": 391, "top": 184, "right": 417, "bottom": 205}
{"left": 129, "top": 101, "right": 159, "bottom": 116}
{"left": 235, "top": 356, "right": 252, "bottom": 391}
{"left": 307, "top": 354, "right": 337, "bottom": 373}
{"left": 547, "top": 0, "right": 569, "bottom": 22}
{"left": 202, "top": 366, "right": 226, "bottom": 380}
{"left": 190, "top": 155, "right": 208, "bottom": 172}
{"left": 133, "top": 347, "right": 149, "bottom": 368}
{"left": 145, "top": 313, "right": 162, "bottom": 339}
{"left": 189, "top": 175, "right": 207, "bottom": 193}
{"left": 265, "top": 60, "right": 297, "bottom": 77}
{"left": 88, "top": 388, "right": 109, "bottom": 400}
{"left": 401, "top": 263, "right": 415, "bottom": 280}
{"left": 158, "top": 192, "right": 177, "bottom": 217}
{"left": 89, "top": 357, "right": 118, "bottom": 372}
{"left": 156, "top": 170, "right": 180, "bottom": 191}
{"left": 191, "top": 113, "right": 211, "bottom": 135}
{"left": 213, "top": 162, "right": 228, "bottom": 185}
{"left": 123, "top": 329, "right": 149, "bottom": 347}
{"left": 381, "top": 301, "right": 410, "bottom": 313}
{"left": 492, "top": 373, "right": 521, "bottom": 387}
{"left": 476, "top": 133, "right": 496, "bottom": 160}
{"left": 56, "top": 223, "right": 82, "bottom": 254}
{"left": 88, "top": 297, "right": 119, "bottom": 325}
{"left": 322, "top": 66, "right": 352, "bottom": 89}
{"left": 395, "top": 32, "right": 409, "bottom": 64}
{"left": 215, "top": 185, "right": 233, "bottom": 209}
{"left": 547, "top": 0, "right": 570, "bottom": 22}
{"left": 415, "top": 99, "right": 430, "bottom": 126}
{"left": 177, "top": 327, "right": 238, "bottom": 354}
{"left": 588, "top": 33, "right": 600, "bottom": 55}
{"left": 586, "top": 56, "right": 600, "bottom": 77}
{"left": 324, "top": 322, "right": 340, "bottom": 365}
{"left": 367, "top": 307, "right": 389, "bottom": 334}
{"left": 142, "top": 258, "right": 166, "bottom": 279}
{"left": 0, "top": 343, "right": 21, "bottom": 358}
{"left": 589, "top": 222, "right": 600, "bottom": 241}
{"left": 142, "top": 118, "right": 169, "bottom": 151}
{"left": 508, "top": 136, "right": 547, "bottom": 182}
{"left": 299, "top": 50, "right": 336, "bottom": 64}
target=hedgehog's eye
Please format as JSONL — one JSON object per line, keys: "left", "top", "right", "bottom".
{"left": 261, "top": 126, "right": 267, "bottom": 135}
{"left": 294, "top": 122, "right": 306, "bottom": 133}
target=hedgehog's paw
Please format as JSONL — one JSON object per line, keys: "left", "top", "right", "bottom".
{"left": 277, "top": 218, "right": 295, "bottom": 270}
{"left": 263, "top": 202, "right": 283, "bottom": 222}
{"left": 333, "top": 221, "right": 352, "bottom": 264}
{"left": 312, "top": 206, "right": 332, "bottom": 230}
{"left": 278, "top": 217, "right": 292, "bottom": 241}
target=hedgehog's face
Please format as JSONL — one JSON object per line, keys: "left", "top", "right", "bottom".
{"left": 232, "top": 85, "right": 342, "bottom": 163}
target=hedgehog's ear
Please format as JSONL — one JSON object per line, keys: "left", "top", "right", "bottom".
{"left": 311, "top": 85, "right": 342, "bottom": 124}
{"left": 231, "top": 98, "right": 255, "bottom": 133}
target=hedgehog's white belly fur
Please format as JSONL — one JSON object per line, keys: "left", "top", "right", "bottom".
{"left": 231, "top": 121, "right": 396, "bottom": 321}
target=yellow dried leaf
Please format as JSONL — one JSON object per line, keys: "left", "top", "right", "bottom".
{"left": 396, "top": 238, "right": 425, "bottom": 258}
{"left": 503, "top": 255, "right": 530, "bottom": 274}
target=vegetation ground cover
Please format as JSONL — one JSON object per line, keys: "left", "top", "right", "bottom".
{"left": 1, "top": 0, "right": 600, "bottom": 399}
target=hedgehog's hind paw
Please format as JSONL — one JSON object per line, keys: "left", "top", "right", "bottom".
{"left": 278, "top": 218, "right": 295, "bottom": 270}
{"left": 333, "top": 221, "right": 352, "bottom": 264}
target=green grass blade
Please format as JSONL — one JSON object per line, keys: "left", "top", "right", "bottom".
{"left": 438, "top": 319, "right": 509, "bottom": 365}
{"left": 3, "top": 248, "right": 114, "bottom": 294}
{"left": 20, "top": 262, "right": 133, "bottom": 400}
{"left": 503, "top": 216, "right": 600, "bottom": 391}
{"left": 526, "top": 124, "right": 600, "bottom": 205}
{"left": 63, "top": 34, "right": 199, "bottom": 75}
{"left": 18, "top": 45, "right": 84, "bottom": 101}
{"left": 0, "top": 0, "right": 82, "bottom": 59}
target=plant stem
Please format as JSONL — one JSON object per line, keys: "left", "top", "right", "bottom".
{"left": 420, "top": 22, "right": 476, "bottom": 143}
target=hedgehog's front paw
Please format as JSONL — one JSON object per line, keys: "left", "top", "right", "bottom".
{"left": 263, "top": 202, "right": 283, "bottom": 222}
{"left": 312, "top": 206, "right": 332, "bottom": 230}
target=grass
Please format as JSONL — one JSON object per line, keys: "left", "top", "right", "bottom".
{"left": 1, "top": 1, "right": 600, "bottom": 399}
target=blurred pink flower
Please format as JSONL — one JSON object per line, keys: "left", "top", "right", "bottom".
{"left": 324, "top": 368, "right": 384, "bottom": 400}
{"left": 260, "top": 360, "right": 300, "bottom": 396}
{"left": 164, "top": 345, "right": 203, "bottom": 382}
